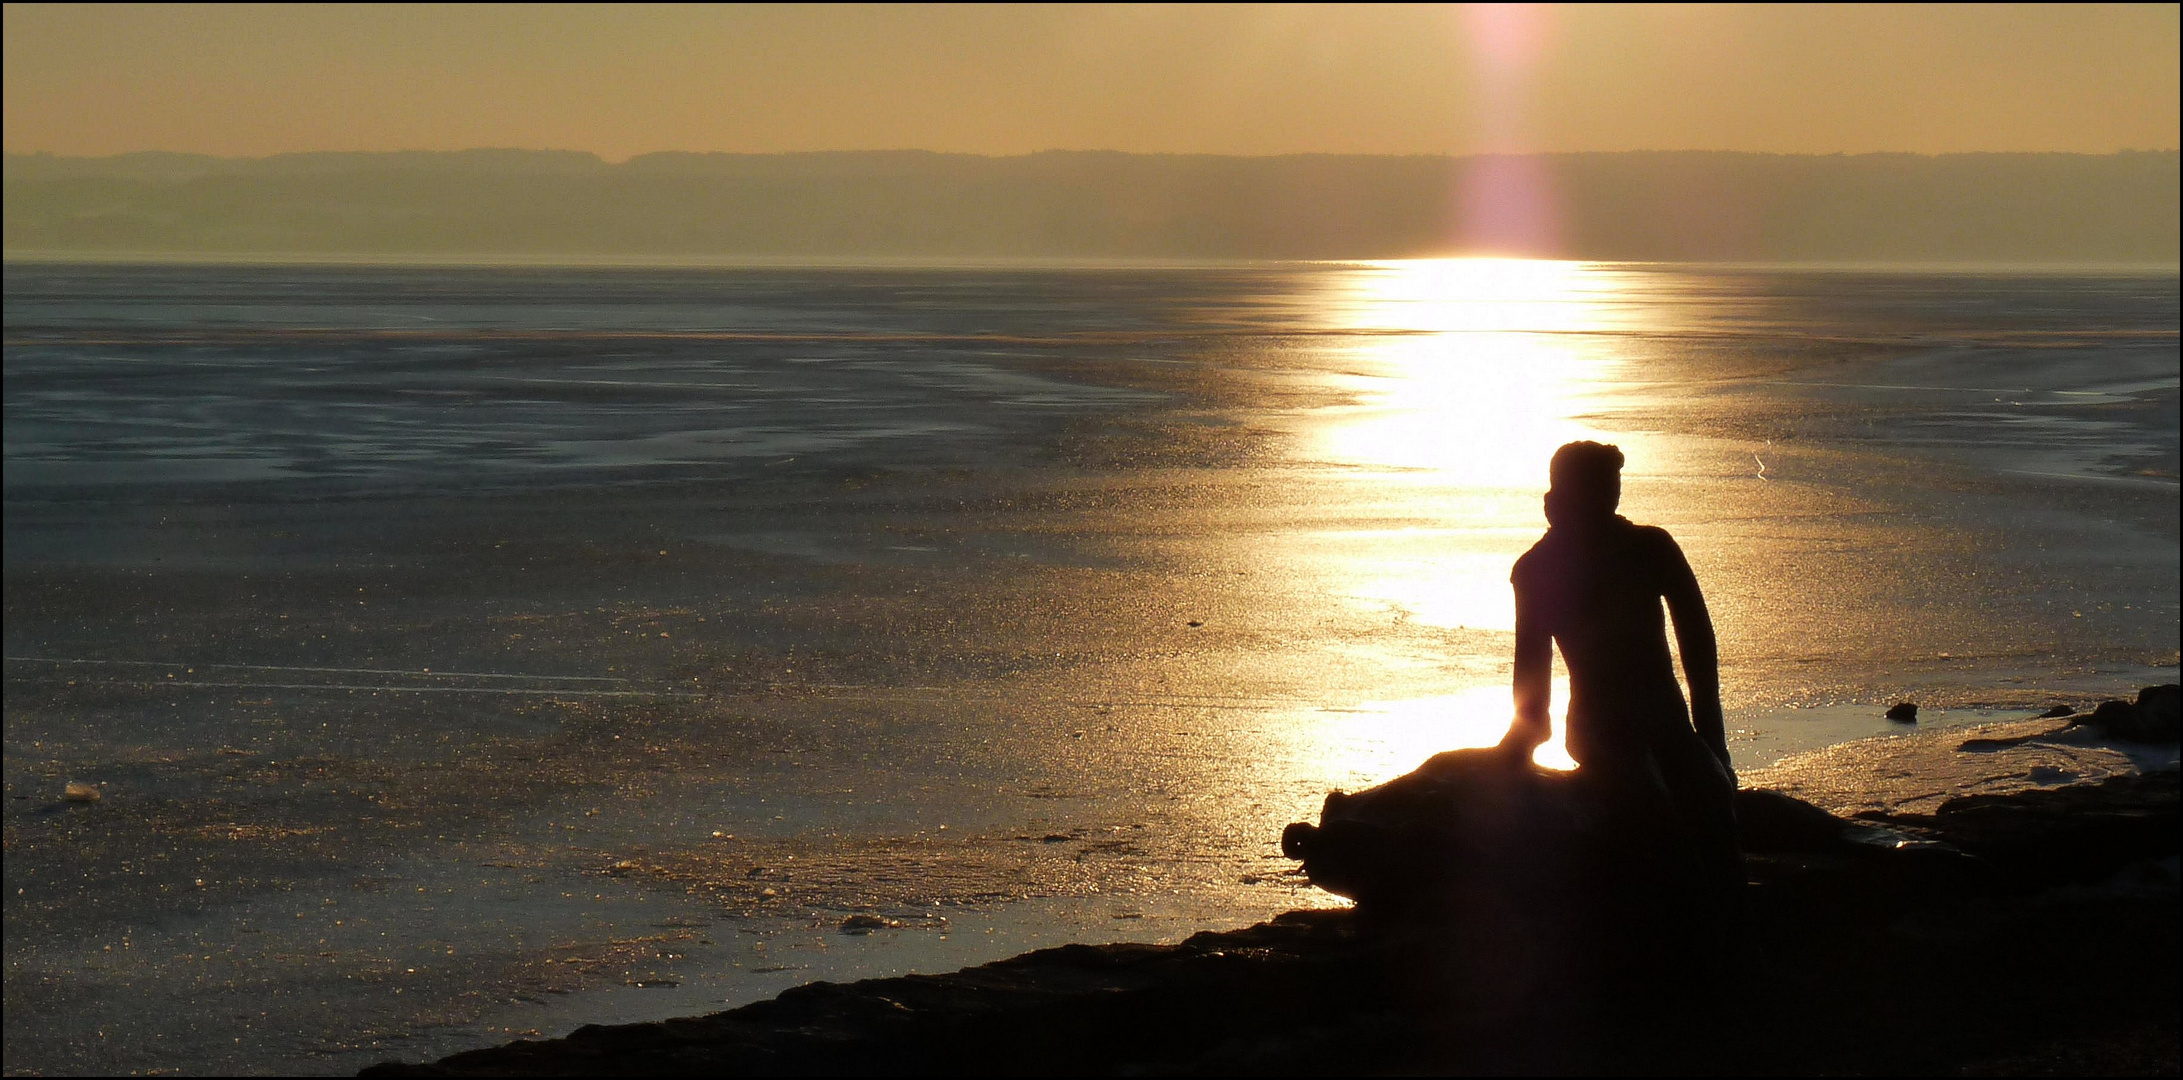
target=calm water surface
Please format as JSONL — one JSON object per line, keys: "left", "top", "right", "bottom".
{"left": 5, "top": 261, "right": 2177, "bottom": 1074}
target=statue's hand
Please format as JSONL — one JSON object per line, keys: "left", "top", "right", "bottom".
{"left": 1493, "top": 729, "right": 1539, "bottom": 768}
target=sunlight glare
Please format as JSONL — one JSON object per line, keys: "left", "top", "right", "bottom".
{"left": 1315, "top": 258, "right": 1634, "bottom": 486}
{"left": 1308, "top": 258, "right": 1647, "bottom": 632}
{"left": 1282, "top": 258, "right": 1640, "bottom": 787}
{"left": 1300, "top": 681, "right": 1576, "bottom": 793}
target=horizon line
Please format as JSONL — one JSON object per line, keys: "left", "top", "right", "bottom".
{"left": 10, "top": 147, "right": 2181, "bottom": 166}
{"left": 7, "top": 251, "right": 2178, "bottom": 275}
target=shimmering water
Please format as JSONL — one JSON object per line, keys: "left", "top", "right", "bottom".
{"left": 4, "top": 260, "right": 2177, "bottom": 1074}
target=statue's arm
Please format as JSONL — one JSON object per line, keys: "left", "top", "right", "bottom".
{"left": 1661, "top": 535, "right": 1731, "bottom": 776}
{"left": 1502, "top": 585, "right": 1553, "bottom": 759}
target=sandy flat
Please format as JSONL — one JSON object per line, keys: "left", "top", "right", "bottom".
{"left": 1743, "top": 714, "right": 2179, "bottom": 815}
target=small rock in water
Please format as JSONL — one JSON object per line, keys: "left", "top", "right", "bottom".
{"left": 2039, "top": 704, "right": 2076, "bottom": 718}
{"left": 839, "top": 914, "right": 898, "bottom": 934}
{"left": 61, "top": 781, "right": 101, "bottom": 804}
{"left": 1885, "top": 702, "right": 1918, "bottom": 722}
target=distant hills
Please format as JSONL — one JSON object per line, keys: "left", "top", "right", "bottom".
{"left": 5, "top": 149, "right": 2176, "bottom": 263}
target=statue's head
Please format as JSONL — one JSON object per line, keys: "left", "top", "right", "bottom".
{"left": 1544, "top": 440, "right": 1623, "bottom": 528}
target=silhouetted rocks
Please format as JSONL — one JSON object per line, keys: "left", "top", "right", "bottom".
{"left": 362, "top": 768, "right": 2179, "bottom": 1077}
{"left": 2090, "top": 699, "right": 2143, "bottom": 735}
{"left": 1862, "top": 769, "right": 2179, "bottom": 885}
{"left": 2075, "top": 684, "right": 2182, "bottom": 742}
{"left": 1279, "top": 748, "right": 1589, "bottom": 914}
{"left": 2040, "top": 704, "right": 2078, "bottom": 718}
{"left": 1885, "top": 701, "right": 1919, "bottom": 722}
{"left": 2136, "top": 683, "right": 2181, "bottom": 739}
{"left": 1733, "top": 787, "right": 1855, "bottom": 851}
{"left": 364, "top": 911, "right": 1405, "bottom": 1077}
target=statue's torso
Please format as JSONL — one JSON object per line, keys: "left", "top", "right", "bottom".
{"left": 1513, "top": 519, "right": 1692, "bottom": 767}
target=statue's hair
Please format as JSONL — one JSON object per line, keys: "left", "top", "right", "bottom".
{"left": 1549, "top": 440, "right": 1624, "bottom": 494}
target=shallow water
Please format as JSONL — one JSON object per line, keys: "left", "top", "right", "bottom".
{"left": 4, "top": 260, "right": 2177, "bottom": 1074}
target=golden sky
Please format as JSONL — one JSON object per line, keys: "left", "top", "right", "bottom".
{"left": 5, "top": 3, "right": 2177, "bottom": 159}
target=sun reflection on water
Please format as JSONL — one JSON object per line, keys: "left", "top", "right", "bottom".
{"left": 1312, "top": 258, "right": 1651, "bottom": 634}
{"left": 1293, "top": 258, "right": 1644, "bottom": 782}
{"left": 1316, "top": 258, "right": 1642, "bottom": 490}
{"left": 1301, "top": 684, "right": 1579, "bottom": 789}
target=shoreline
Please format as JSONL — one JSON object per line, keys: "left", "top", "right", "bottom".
{"left": 361, "top": 710, "right": 2182, "bottom": 1076}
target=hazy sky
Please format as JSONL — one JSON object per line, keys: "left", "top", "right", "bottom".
{"left": 5, "top": 3, "right": 2178, "bottom": 160}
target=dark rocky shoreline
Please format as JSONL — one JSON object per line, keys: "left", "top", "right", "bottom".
{"left": 362, "top": 768, "right": 2178, "bottom": 1076}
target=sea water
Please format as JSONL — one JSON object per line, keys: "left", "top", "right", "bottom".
{"left": 4, "top": 260, "right": 2176, "bottom": 1074}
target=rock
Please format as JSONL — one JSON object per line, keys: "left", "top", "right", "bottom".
{"left": 1279, "top": 821, "right": 1314, "bottom": 860}
{"left": 2077, "top": 692, "right": 2177, "bottom": 742}
{"left": 1865, "top": 770, "right": 2179, "bottom": 885}
{"left": 1885, "top": 701, "right": 1918, "bottom": 722}
{"left": 61, "top": 781, "right": 100, "bottom": 804}
{"left": 2039, "top": 704, "right": 2076, "bottom": 718}
{"left": 1279, "top": 747, "right": 1589, "bottom": 912}
{"left": 1738, "top": 787, "right": 1971, "bottom": 865}
{"left": 2133, "top": 684, "right": 2180, "bottom": 741}
{"left": 361, "top": 771, "right": 2183, "bottom": 1079}
{"left": 1734, "top": 788, "right": 1847, "bottom": 852}
{"left": 2085, "top": 698, "right": 2138, "bottom": 733}
{"left": 839, "top": 914, "right": 899, "bottom": 934}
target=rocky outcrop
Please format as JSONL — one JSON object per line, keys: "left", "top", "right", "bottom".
{"left": 1278, "top": 747, "right": 1592, "bottom": 914}
{"left": 1861, "top": 768, "right": 2179, "bottom": 884}
{"left": 2078, "top": 684, "right": 2183, "bottom": 742}
{"left": 362, "top": 911, "right": 1403, "bottom": 1077}
{"left": 363, "top": 768, "right": 2179, "bottom": 1077}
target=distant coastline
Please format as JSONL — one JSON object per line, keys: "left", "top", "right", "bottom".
{"left": 7, "top": 149, "right": 2176, "bottom": 264}
{"left": 5, "top": 252, "right": 2181, "bottom": 273}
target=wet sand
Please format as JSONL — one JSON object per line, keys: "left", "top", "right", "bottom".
{"left": 5, "top": 263, "right": 2176, "bottom": 1074}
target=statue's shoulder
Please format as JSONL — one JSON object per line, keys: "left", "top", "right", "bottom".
{"left": 1620, "top": 519, "right": 1681, "bottom": 550}
{"left": 1617, "top": 522, "right": 1695, "bottom": 581}
{"left": 1510, "top": 532, "right": 1555, "bottom": 582}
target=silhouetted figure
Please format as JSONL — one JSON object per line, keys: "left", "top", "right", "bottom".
{"left": 1499, "top": 441, "right": 1741, "bottom": 901}
{"left": 1280, "top": 441, "right": 1744, "bottom": 1006}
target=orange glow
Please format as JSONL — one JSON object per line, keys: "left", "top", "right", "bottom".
{"left": 1299, "top": 685, "right": 1578, "bottom": 785}
{"left": 5, "top": 6, "right": 2174, "bottom": 159}
{"left": 1311, "top": 259, "right": 1650, "bottom": 632}
{"left": 1287, "top": 257, "right": 1648, "bottom": 783}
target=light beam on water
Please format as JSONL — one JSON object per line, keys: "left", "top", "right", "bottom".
{"left": 1286, "top": 259, "right": 1657, "bottom": 778}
